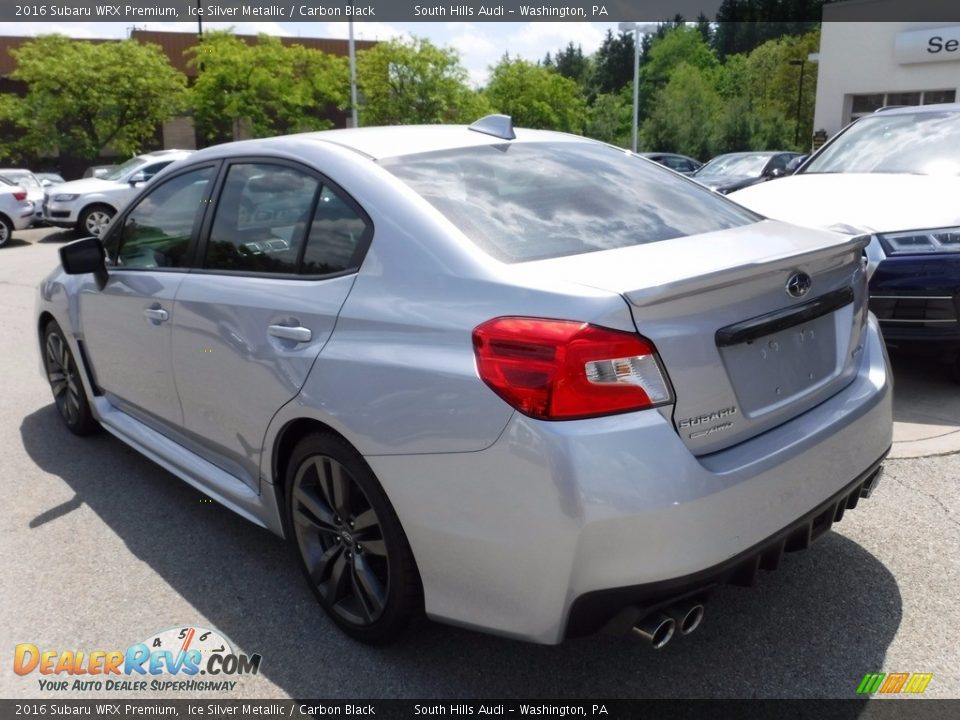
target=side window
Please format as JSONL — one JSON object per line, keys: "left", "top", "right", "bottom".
{"left": 140, "top": 161, "right": 174, "bottom": 182}
{"left": 205, "top": 163, "right": 319, "bottom": 274}
{"left": 301, "top": 186, "right": 369, "bottom": 275}
{"left": 767, "top": 155, "right": 790, "bottom": 172}
{"left": 115, "top": 167, "right": 213, "bottom": 269}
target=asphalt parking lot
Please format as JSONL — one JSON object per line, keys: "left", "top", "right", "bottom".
{"left": 2, "top": 226, "right": 959, "bottom": 699}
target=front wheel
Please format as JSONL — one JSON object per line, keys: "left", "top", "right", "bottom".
{"left": 286, "top": 433, "right": 421, "bottom": 644}
{"left": 79, "top": 205, "right": 114, "bottom": 238}
{"left": 43, "top": 321, "right": 99, "bottom": 435}
{"left": 0, "top": 215, "right": 12, "bottom": 247}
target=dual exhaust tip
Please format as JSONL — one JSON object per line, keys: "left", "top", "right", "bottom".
{"left": 630, "top": 601, "right": 705, "bottom": 649}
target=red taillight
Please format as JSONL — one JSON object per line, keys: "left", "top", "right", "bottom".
{"left": 13, "top": 191, "right": 27, "bottom": 202}
{"left": 472, "top": 317, "right": 672, "bottom": 420}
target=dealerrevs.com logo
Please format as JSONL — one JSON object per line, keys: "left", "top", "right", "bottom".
{"left": 14, "top": 626, "right": 262, "bottom": 693}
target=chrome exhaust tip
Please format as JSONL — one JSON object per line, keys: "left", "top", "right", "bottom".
{"left": 631, "top": 613, "right": 675, "bottom": 649}
{"left": 669, "top": 602, "right": 705, "bottom": 635}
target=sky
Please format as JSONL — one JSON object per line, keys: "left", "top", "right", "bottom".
{"left": 0, "top": 20, "right": 628, "bottom": 85}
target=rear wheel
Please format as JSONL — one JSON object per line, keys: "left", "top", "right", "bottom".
{"left": 0, "top": 215, "right": 12, "bottom": 247}
{"left": 79, "top": 205, "right": 114, "bottom": 238}
{"left": 43, "top": 321, "right": 99, "bottom": 436}
{"left": 286, "top": 433, "right": 421, "bottom": 644}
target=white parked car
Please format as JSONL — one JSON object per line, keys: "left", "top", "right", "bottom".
{"left": 42, "top": 150, "right": 192, "bottom": 237}
{"left": 0, "top": 168, "right": 45, "bottom": 207}
{"left": 0, "top": 178, "right": 37, "bottom": 246}
{"left": 729, "top": 104, "right": 960, "bottom": 378}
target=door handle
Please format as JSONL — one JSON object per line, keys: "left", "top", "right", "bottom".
{"left": 268, "top": 324, "right": 312, "bottom": 343}
{"left": 144, "top": 307, "right": 169, "bottom": 322}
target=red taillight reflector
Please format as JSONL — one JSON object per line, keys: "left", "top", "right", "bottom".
{"left": 13, "top": 191, "right": 27, "bottom": 201}
{"left": 472, "top": 317, "right": 672, "bottom": 420}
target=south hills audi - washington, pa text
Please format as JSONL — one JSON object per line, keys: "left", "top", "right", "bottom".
{"left": 413, "top": 4, "right": 606, "bottom": 16}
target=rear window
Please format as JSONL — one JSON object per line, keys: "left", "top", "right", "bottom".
{"left": 381, "top": 142, "right": 759, "bottom": 263}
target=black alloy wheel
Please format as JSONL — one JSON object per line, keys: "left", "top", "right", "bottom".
{"left": 287, "top": 433, "right": 421, "bottom": 643}
{"left": 43, "top": 321, "right": 99, "bottom": 435}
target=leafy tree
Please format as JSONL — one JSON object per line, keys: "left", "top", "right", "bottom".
{"left": 641, "top": 26, "right": 718, "bottom": 90}
{"left": 485, "top": 57, "right": 586, "bottom": 134}
{"left": 553, "top": 42, "right": 590, "bottom": 86}
{"left": 713, "top": 0, "right": 822, "bottom": 58}
{"left": 591, "top": 30, "right": 635, "bottom": 96}
{"left": 189, "top": 32, "right": 347, "bottom": 144}
{"left": 636, "top": 26, "right": 719, "bottom": 126}
{"left": 357, "top": 37, "right": 487, "bottom": 125}
{"left": 696, "top": 13, "right": 714, "bottom": 45}
{"left": 742, "top": 29, "right": 820, "bottom": 149}
{"left": 640, "top": 63, "right": 722, "bottom": 159}
{"left": 3, "top": 35, "right": 186, "bottom": 164}
{"left": 584, "top": 89, "right": 632, "bottom": 147}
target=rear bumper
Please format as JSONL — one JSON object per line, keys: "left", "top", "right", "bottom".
{"left": 10, "top": 202, "right": 35, "bottom": 230}
{"left": 367, "top": 316, "right": 892, "bottom": 644}
{"left": 566, "top": 455, "right": 885, "bottom": 638}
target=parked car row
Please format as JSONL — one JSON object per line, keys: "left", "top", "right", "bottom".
{"left": 0, "top": 151, "right": 192, "bottom": 246}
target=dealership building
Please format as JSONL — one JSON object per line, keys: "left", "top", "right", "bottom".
{"left": 814, "top": 1, "right": 960, "bottom": 139}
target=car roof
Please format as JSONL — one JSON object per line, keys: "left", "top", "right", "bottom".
{"left": 710, "top": 151, "right": 790, "bottom": 160}
{"left": 191, "top": 125, "right": 595, "bottom": 163}
{"left": 138, "top": 149, "right": 192, "bottom": 161}
{"left": 872, "top": 102, "right": 960, "bottom": 116}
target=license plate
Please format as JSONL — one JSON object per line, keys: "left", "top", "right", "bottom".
{"left": 719, "top": 311, "right": 838, "bottom": 415}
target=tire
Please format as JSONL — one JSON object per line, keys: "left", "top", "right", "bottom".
{"left": 78, "top": 205, "right": 115, "bottom": 238}
{"left": 0, "top": 215, "right": 12, "bottom": 247}
{"left": 286, "top": 433, "right": 421, "bottom": 644}
{"left": 42, "top": 321, "right": 99, "bottom": 436}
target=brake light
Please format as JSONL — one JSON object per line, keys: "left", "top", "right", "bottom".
{"left": 13, "top": 191, "right": 27, "bottom": 202}
{"left": 472, "top": 317, "right": 672, "bottom": 420}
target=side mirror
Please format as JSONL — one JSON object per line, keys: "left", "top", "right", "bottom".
{"left": 60, "top": 237, "right": 108, "bottom": 289}
{"left": 128, "top": 171, "right": 147, "bottom": 186}
{"left": 766, "top": 167, "right": 786, "bottom": 179}
{"left": 785, "top": 155, "right": 809, "bottom": 175}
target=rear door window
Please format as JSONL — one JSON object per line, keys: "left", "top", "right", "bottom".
{"left": 204, "top": 163, "right": 319, "bottom": 274}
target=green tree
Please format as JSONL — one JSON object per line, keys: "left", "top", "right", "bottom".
{"left": 584, "top": 89, "right": 632, "bottom": 147}
{"left": 357, "top": 37, "right": 487, "bottom": 125}
{"left": 485, "top": 57, "right": 586, "bottom": 134}
{"left": 641, "top": 26, "right": 718, "bottom": 90}
{"left": 553, "top": 42, "right": 590, "bottom": 86}
{"left": 189, "top": 32, "right": 347, "bottom": 144}
{"left": 713, "top": 0, "right": 823, "bottom": 58}
{"left": 591, "top": 30, "right": 635, "bottom": 96}
{"left": 640, "top": 63, "right": 721, "bottom": 159}
{"left": 4, "top": 35, "right": 186, "bottom": 163}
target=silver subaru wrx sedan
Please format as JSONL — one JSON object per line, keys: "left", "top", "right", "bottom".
{"left": 36, "top": 116, "right": 892, "bottom": 647}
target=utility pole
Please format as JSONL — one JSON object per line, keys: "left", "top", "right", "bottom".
{"left": 618, "top": 22, "right": 658, "bottom": 153}
{"left": 349, "top": 21, "right": 359, "bottom": 128}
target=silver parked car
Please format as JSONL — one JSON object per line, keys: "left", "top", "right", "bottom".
{"left": 42, "top": 150, "right": 192, "bottom": 237}
{"left": 36, "top": 116, "right": 892, "bottom": 646}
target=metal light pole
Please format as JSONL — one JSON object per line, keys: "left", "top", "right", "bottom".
{"left": 790, "top": 58, "right": 806, "bottom": 147}
{"left": 349, "top": 21, "right": 359, "bottom": 128}
{"left": 196, "top": 0, "right": 202, "bottom": 38}
{"left": 618, "top": 22, "right": 657, "bottom": 153}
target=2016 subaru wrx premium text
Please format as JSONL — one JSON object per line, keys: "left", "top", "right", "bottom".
{"left": 35, "top": 116, "right": 892, "bottom": 647}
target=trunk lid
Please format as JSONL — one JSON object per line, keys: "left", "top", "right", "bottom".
{"left": 521, "top": 219, "right": 870, "bottom": 455}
